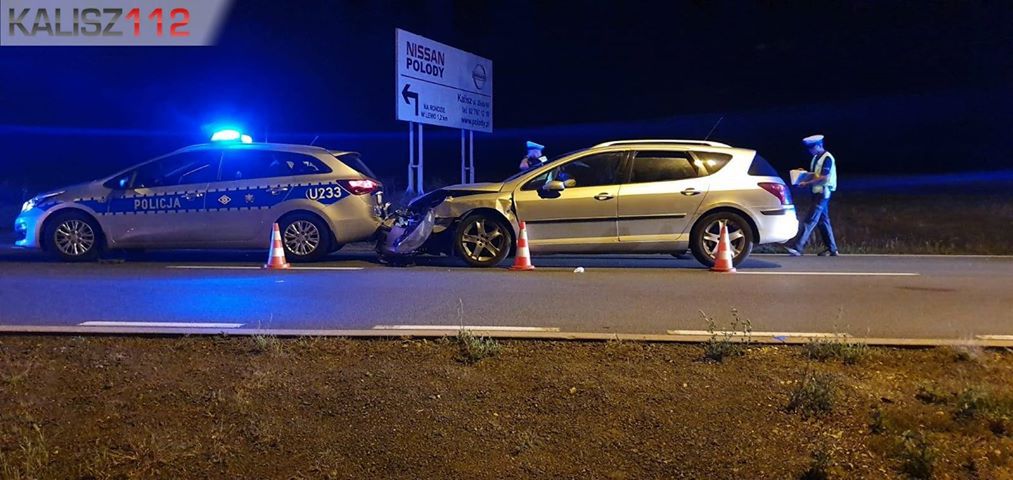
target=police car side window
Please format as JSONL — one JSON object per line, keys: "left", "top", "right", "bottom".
{"left": 286, "top": 153, "right": 332, "bottom": 175}
{"left": 171, "top": 151, "right": 221, "bottom": 185}
{"left": 131, "top": 151, "right": 221, "bottom": 188}
{"left": 219, "top": 150, "right": 330, "bottom": 181}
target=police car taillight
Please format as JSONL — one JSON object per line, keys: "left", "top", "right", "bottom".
{"left": 340, "top": 179, "right": 380, "bottom": 195}
{"left": 758, "top": 182, "right": 791, "bottom": 205}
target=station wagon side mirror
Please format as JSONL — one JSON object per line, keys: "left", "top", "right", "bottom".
{"left": 543, "top": 180, "right": 566, "bottom": 192}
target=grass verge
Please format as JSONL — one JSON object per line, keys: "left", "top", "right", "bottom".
{"left": 0, "top": 336, "right": 1010, "bottom": 479}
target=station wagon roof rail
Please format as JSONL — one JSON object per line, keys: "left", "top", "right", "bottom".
{"left": 593, "top": 139, "right": 733, "bottom": 148}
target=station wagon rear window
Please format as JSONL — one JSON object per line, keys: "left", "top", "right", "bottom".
{"left": 747, "top": 154, "right": 779, "bottom": 177}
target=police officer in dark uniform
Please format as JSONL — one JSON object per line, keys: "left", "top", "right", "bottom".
{"left": 518, "top": 140, "right": 548, "bottom": 171}
{"left": 786, "top": 134, "right": 839, "bottom": 256}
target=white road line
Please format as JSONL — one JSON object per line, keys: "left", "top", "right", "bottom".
{"left": 754, "top": 253, "right": 1013, "bottom": 259}
{"left": 168, "top": 266, "right": 262, "bottom": 270}
{"left": 667, "top": 329, "right": 842, "bottom": 337}
{"left": 737, "top": 271, "right": 919, "bottom": 276}
{"left": 975, "top": 335, "right": 1013, "bottom": 341}
{"left": 167, "top": 266, "right": 364, "bottom": 271}
{"left": 78, "top": 321, "right": 244, "bottom": 328}
{"left": 373, "top": 325, "right": 560, "bottom": 332}
{"left": 284, "top": 266, "right": 366, "bottom": 271}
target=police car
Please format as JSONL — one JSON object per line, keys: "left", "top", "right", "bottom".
{"left": 14, "top": 133, "right": 385, "bottom": 262}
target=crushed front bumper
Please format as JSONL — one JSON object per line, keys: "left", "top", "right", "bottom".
{"left": 376, "top": 209, "right": 436, "bottom": 257}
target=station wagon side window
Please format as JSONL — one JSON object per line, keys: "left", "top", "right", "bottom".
{"left": 522, "top": 152, "right": 624, "bottom": 190}
{"left": 219, "top": 150, "right": 332, "bottom": 182}
{"left": 629, "top": 151, "right": 698, "bottom": 184}
{"left": 129, "top": 150, "right": 222, "bottom": 188}
{"left": 693, "top": 151, "right": 733, "bottom": 176}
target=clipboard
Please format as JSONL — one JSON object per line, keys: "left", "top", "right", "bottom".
{"left": 790, "top": 169, "right": 814, "bottom": 186}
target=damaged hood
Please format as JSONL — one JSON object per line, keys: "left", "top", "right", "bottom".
{"left": 407, "top": 182, "right": 505, "bottom": 213}
{"left": 439, "top": 182, "right": 504, "bottom": 193}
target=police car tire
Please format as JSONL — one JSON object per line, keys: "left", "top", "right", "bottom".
{"left": 278, "top": 213, "right": 331, "bottom": 262}
{"left": 43, "top": 211, "right": 103, "bottom": 262}
{"left": 690, "top": 211, "right": 754, "bottom": 268}
{"left": 454, "top": 213, "right": 513, "bottom": 268}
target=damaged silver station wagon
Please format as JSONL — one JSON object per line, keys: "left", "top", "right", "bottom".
{"left": 400, "top": 140, "right": 799, "bottom": 267}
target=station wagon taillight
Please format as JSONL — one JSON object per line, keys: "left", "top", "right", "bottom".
{"left": 340, "top": 179, "right": 381, "bottom": 195}
{"left": 758, "top": 182, "right": 791, "bottom": 205}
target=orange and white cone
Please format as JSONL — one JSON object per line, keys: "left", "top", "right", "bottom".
{"left": 510, "top": 221, "right": 536, "bottom": 271}
{"left": 263, "top": 223, "right": 290, "bottom": 270}
{"left": 710, "top": 223, "right": 736, "bottom": 273}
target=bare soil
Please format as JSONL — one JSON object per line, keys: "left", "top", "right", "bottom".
{"left": 1, "top": 336, "right": 1011, "bottom": 479}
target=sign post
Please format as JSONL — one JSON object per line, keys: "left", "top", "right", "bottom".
{"left": 395, "top": 28, "right": 493, "bottom": 194}
{"left": 407, "top": 122, "right": 414, "bottom": 193}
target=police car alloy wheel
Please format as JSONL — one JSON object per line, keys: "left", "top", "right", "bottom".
{"left": 690, "top": 211, "right": 754, "bottom": 267}
{"left": 279, "top": 213, "right": 331, "bottom": 262}
{"left": 455, "top": 213, "right": 512, "bottom": 268}
{"left": 44, "top": 211, "right": 102, "bottom": 262}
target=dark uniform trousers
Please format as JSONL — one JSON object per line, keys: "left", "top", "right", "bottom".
{"left": 793, "top": 193, "right": 838, "bottom": 253}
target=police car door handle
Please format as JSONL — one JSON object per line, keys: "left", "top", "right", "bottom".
{"left": 594, "top": 193, "right": 615, "bottom": 201}
{"left": 681, "top": 188, "right": 701, "bottom": 196}
{"left": 269, "top": 186, "right": 290, "bottom": 195}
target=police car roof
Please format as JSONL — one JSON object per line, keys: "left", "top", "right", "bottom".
{"left": 180, "top": 142, "right": 356, "bottom": 157}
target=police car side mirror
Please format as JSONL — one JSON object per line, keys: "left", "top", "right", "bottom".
{"left": 543, "top": 180, "right": 566, "bottom": 192}
{"left": 104, "top": 176, "right": 130, "bottom": 190}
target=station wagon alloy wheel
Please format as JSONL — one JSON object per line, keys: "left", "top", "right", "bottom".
{"left": 284, "top": 220, "right": 321, "bottom": 256}
{"left": 690, "top": 211, "right": 754, "bottom": 268}
{"left": 455, "top": 214, "right": 512, "bottom": 267}
{"left": 702, "top": 219, "right": 746, "bottom": 257}
{"left": 54, "top": 219, "right": 96, "bottom": 257}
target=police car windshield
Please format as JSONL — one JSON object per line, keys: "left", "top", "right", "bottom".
{"left": 502, "top": 149, "right": 587, "bottom": 182}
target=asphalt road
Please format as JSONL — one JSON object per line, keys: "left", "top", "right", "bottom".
{"left": 1, "top": 241, "right": 1011, "bottom": 344}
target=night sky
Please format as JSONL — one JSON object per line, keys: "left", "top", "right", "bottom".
{"left": 1, "top": 1, "right": 1011, "bottom": 190}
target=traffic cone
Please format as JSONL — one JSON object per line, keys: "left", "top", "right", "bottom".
{"left": 263, "top": 223, "right": 290, "bottom": 270}
{"left": 510, "top": 221, "right": 536, "bottom": 271}
{"left": 710, "top": 223, "right": 736, "bottom": 273}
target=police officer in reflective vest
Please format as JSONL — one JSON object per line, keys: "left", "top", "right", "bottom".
{"left": 518, "top": 140, "right": 548, "bottom": 171}
{"left": 786, "top": 134, "right": 839, "bottom": 256}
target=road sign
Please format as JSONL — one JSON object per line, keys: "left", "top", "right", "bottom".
{"left": 395, "top": 28, "right": 493, "bottom": 133}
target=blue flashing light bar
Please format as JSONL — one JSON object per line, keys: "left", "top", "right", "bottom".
{"left": 211, "top": 129, "right": 252, "bottom": 143}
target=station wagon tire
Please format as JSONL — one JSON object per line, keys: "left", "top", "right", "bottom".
{"left": 43, "top": 211, "right": 103, "bottom": 262}
{"left": 690, "top": 211, "right": 754, "bottom": 268}
{"left": 454, "top": 213, "right": 513, "bottom": 268}
{"left": 278, "top": 213, "right": 331, "bottom": 262}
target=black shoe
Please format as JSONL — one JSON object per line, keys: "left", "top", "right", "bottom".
{"left": 817, "top": 249, "right": 839, "bottom": 257}
{"left": 785, "top": 246, "right": 802, "bottom": 257}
